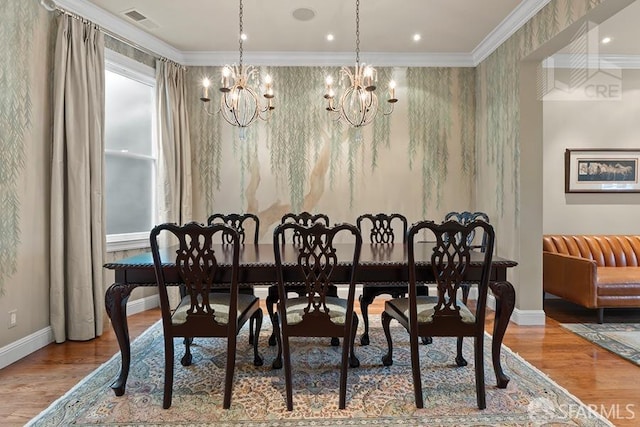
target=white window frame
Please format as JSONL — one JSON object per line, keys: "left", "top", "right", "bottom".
{"left": 104, "top": 49, "right": 157, "bottom": 252}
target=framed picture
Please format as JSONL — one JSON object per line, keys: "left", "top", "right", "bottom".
{"left": 565, "top": 149, "right": 640, "bottom": 193}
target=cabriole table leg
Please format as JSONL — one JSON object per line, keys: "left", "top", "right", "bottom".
{"left": 489, "top": 280, "right": 516, "bottom": 388}
{"left": 104, "top": 282, "right": 137, "bottom": 396}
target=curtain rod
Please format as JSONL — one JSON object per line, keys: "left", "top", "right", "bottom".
{"left": 52, "top": 6, "right": 178, "bottom": 66}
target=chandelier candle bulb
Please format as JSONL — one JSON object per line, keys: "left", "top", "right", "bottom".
{"left": 263, "top": 74, "right": 274, "bottom": 99}
{"left": 221, "top": 67, "right": 231, "bottom": 91}
{"left": 364, "top": 65, "right": 375, "bottom": 90}
{"left": 324, "top": 76, "right": 334, "bottom": 99}
{"left": 201, "top": 78, "right": 211, "bottom": 102}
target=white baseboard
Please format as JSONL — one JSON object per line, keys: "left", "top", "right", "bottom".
{"left": 488, "top": 293, "right": 546, "bottom": 325}
{"left": 0, "top": 327, "right": 54, "bottom": 370}
{"left": 0, "top": 295, "right": 160, "bottom": 370}
{"left": 126, "top": 294, "right": 160, "bottom": 315}
{"left": 510, "top": 309, "right": 546, "bottom": 325}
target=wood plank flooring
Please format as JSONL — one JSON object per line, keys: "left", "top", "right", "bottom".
{"left": 1, "top": 299, "right": 639, "bottom": 426}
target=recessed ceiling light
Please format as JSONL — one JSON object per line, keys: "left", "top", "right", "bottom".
{"left": 326, "top": 34, "right": 334, "bottom": 41}
{"left": 601, "top": 36, "right": 612, "bottom": 44}
{"left": 292, "top": 7, "right": 316, "bottom": 21}
{"left": 413, "top": 33, "right": 421, "bottom": 42}
{"left": 241, "top": 33, "right": 247, "bottom": 41}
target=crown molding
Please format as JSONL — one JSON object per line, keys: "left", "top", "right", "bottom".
{"left": 52, "top": 0, "right": 550, "bottom": 68}
{"left": 472, "top": 0, "right": 553, "bottom": 65}
{"left": 182, "top": 51, "right": 475, "bottom": 67}
{"left": 52, "top": 0, "right": 184, "bottom": 63}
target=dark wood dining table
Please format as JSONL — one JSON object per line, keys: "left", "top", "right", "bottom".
{"left": 104, "top": 242, "right": 517, "bottom": 397}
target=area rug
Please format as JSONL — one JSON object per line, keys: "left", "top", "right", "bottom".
{"left": 29, "top": 318, "right": 612, "bottom": 427}
{"left": 561, "top": 323, "right": 640, "bottom": 366}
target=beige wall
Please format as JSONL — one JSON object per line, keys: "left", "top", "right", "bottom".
{"left": 544, "top": 68, "right": 640, "bottom": 233}
{"left": 0, "top": 0, "right": 53, "bottom": 348}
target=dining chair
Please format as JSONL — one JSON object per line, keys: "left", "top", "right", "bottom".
{"left": 207, "top": 212, "right": 261, "bottom": 344}
{"left": 381, "top": 219, "right": 495, "bottom": 409}
{"left": 150, "top": 221, "right": 264, "bottom": 409}
{"left": 443, "top": 211, "right": 491, "bottom": 303}
{"left": 271, "top": 221, "right": 362, "bottom": 410}
{"left": 266, "top": 211, "right": 335, "bottom": 346}
{"left": 356, "top": 213, "right": 431, "bottom": 346}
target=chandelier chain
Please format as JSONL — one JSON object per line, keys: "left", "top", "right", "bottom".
{"left": 355, "top": 0, "right": 360, "bottom": 65}
{"left": 239, "top": 0, "right": 244, "bottom": 67}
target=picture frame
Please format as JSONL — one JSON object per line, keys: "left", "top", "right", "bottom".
{"left": 565, "top": 149, "right": 640, "bottom": 193}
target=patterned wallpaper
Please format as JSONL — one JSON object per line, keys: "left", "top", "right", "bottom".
{"left": 476, "top": 0, "right": 607, "bottom": 222}
{"left": 187, "top": 66, "right": 477, "bottom": 233}
{"left": 0, "top": 0, "right": 41, "bottom": 294}
{"left": 408, "top": 67, "right": 476, "bottom": 215}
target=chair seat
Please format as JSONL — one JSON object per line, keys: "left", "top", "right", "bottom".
{"left": 385, "top": 296, "right": 476, "bottom": 324}
{"left": 172, "top": 293, "right": 259, "bottom": 325}
{"left": 284, "top": 296, "right": 348, "bottom": 325}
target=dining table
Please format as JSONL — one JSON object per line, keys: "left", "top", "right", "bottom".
{"left": 103, "top": 242, "right": 517, "bottom": 397}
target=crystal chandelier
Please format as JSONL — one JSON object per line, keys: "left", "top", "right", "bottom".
{"left": 199, "top": 0, "right": 274, "bottom": 141}
{"left": 323, "top": 0, "right": 397, "bottom": 129}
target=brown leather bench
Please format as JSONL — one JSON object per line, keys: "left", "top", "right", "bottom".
{"left": 543, "top": 235, "right": 640, "bottom": 323}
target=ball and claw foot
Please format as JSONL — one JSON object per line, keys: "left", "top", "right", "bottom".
{"left": 349, "top": 354, "right": 360, "bottom": 368}
{"left": 268, "top": 333, "right": 277, "bottom": 346}
{"left": 271, "top": 357, "right": 282, "bottom": 369}
{"left": 180, "top": 353, "right": 192, "bottom": 366}
{"left": 360, "top": 334, "right": 370, "bottom": 346}
{"left": 455, "top": 355, "right": 468, "bottom": 367}
{"left": 254, "top": 354, "right": 264, "bottom": 367}
{"left": 381, "top": 353, "right": 393, "bottom": 367}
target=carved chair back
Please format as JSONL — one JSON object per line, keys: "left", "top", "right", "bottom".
{"left": 207, "top": 213, "right": 260, "bottom": 244}
{"left": 356, "top": 213, "right": 407, "bottom": 244}
{"left": 444, "top": 211, "right": 490, "bottom": 252}
{"left": 280, "top": 211, "right": 330, "bottom": 246}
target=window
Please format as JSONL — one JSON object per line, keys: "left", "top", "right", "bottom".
{"left": 104, "top": 50, "right": 157, "bottom": 251}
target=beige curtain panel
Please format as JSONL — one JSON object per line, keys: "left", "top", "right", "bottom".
{"left": 50, "top": 15, "right": 106, "bottom": 342}
{"left": 156, "top": 59, "right": 192, "bottom": 226}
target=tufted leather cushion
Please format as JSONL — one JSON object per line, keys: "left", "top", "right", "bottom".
{"left": 543, "top": 235, "right": 640, "bottom": 267}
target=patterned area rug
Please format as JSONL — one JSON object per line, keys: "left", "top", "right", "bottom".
{"left": 29, "top": 318, "right": 612, "bottom": 426}
{"left": 561, "top": 323, "right": 640, "bottom": 366}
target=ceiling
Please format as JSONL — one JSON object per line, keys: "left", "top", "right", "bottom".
{"left": 52, "top": 0, "right": 639, "bottom": 65}
{"left": 85, "top": 0, "right": 524, "bottom": 53}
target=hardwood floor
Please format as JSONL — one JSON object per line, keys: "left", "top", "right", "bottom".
{"left": 1, "top": 299, "right": 639, "bottom": 426}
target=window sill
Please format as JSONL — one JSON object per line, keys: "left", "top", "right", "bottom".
{"left": 106, "top": 232, "right": 150, "bottom": 253}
